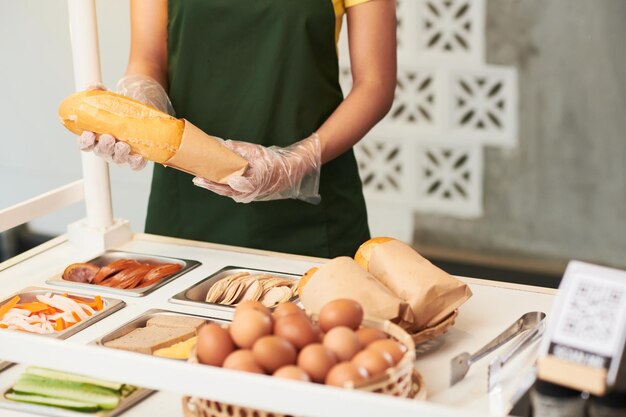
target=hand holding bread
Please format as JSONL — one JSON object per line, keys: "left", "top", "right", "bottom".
{"left": 59, "top": 84, "right": 248, "bottom": 184}
{"left": 72, "top": 76, "right": 175, "bottom": 170}
{"left": 192, "top": 133, "right": 322, "bottom": 204}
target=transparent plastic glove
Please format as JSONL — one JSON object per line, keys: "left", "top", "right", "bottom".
{"left": 75, "top": 75, "right": 173, "bottom": 170}
{"left": 193, "top": 133, "right": 322, "bottom": 204}
{"left": 116, "top": 74, "right": 174, "bottom": 116}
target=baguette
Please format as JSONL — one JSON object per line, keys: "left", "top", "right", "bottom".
{"left": 59, "top": 90, "right": 248, "bottom": 183}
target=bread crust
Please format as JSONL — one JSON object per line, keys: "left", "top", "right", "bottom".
{"left": 59, "top": 90, "right": 184, "bottom": 163}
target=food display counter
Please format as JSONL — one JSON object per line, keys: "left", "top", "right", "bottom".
{"left": 0, "top": 233, "right": 555, "bottom": 417}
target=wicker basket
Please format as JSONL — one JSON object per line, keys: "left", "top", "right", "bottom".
{"left": 183, "top": 317, "right": 421, "bottom": 417}
{"left": 410, "top": 310, "right": 458, "bottom": 346}
{"left": 182, "top": 370, "right": 425, "bottom": 417}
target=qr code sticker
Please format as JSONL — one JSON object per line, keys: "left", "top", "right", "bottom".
{"left": 562, "top": 282, "right": 623, "bottom": 342}
{"left": 554, "top": 274, "right": 626, "bottom": 356}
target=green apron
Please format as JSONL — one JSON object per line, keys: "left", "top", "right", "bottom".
{"left": 145, "top": 0, "right": 370, "bottom": 258}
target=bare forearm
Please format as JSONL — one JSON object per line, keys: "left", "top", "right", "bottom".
{"left": 318, "top": 79, "right": 394, "bottom": 163}
{"left": 318, "top": 0, "right": 397, "bottom": 164}
{"left": 126, "top": 0, "right": 168, "bottom": 89}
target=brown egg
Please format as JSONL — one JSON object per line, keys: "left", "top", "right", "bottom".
{"left": 273, "top": 365, "right": 310, "bottom": 382}
{"left": 323, "top": 326, "right": 362, "bottom": 361}
{"left": 196, "top": 324, "right": 235, "bottom": 367}
{"left": 368, "top": 339, "right": 407, "bottom": 365}
{"left": 352, "top": 349, "right": 393, "bottom": 377}
{"left": 272, "top": 302, "right": 305, "bottom": 320}
{"left": 297, "top": 343, "right": 337, "bottom": 383}
{"left": 223, "top": 350, "right": 265, "bottom": 374}
{"left": 252, "top": 336, "right": 297, "bottom": 373}
{"left": 223, "top": 349, "right": 255, "bottom": 367}
{"left": 316, "top": 325, "right": 325, "bottom": 341}
{"left": 318, "top": 299, "right": 364, "bottom": 332}
{"left": 234, "top": 300, "right": 271, "bottom": 318}
{"left": 356, "top": 327, "right": 388, "bottom": 347}
{"left": 230, "top": 309, "right": 272, "bottom": 349}
{"left": 274, "top": 315, "right": 320, "bottom": 350}
{"left": 325, "top": 362, "right": 369, "bottom": 387}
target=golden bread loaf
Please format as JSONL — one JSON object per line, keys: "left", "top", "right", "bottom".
{"left": 354, "top": 237, "right": 395, "bottom": 269}
{"left": 59, "top": 90, "right": 248, "bottom": 183}
{"left": 59, "top": 90, "right": 183, "bottom": 163}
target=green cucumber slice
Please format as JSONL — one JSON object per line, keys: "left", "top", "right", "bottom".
{"left": 24, "top": 367, "right": 123, "bottom": 391}
{"left": 5, "top": 391, "right": 100, "bottom": 412}
{"left": 13, "top": 375, "right": 120, "bottom": 410}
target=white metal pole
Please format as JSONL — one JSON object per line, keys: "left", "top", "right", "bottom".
{"left": 67, "top": 0, "right": 114, "bottom": 229}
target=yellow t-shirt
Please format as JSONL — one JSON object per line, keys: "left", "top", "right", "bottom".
{"left": 332, "top": 0, "right": 374, "bottom": 44}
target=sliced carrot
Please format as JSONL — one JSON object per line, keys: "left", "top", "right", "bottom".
{"left": 14, "top": 302, "right": 52, "bottom": 314}
{"left": 0, "top": 324, "right": 8, "bottom": 329}
{"left": 54, "top": 318, "right": 66, "bottom": 331}
{"left": 66, "top": 295, "right": 103, "bottom": 311}
{"left": 71, "top": 311, "right": 81, "bottom": 322}
{"left": 0, "top": 296, "right": 21, "bottom": 320}
{"left": 94, "top": 296, "right": 103, "bottom": 311}
{"left": 83, "top": 307, "right": 93, "bottom": 317}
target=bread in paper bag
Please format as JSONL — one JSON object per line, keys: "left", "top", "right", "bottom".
{"left": 299, "top": 257, "right": 411, "bottom": 323}
{"left": 59, "top": 90, "right": 248, "bottom": 183}
{"left": 356, "top": 238, "right": 472, "bottom": 331}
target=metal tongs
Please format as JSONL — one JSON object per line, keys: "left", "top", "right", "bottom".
{"left": 488, "top": 315, "right": 546, "bottom": 391}
{"left": 450, "top": 311, "right": 546, "bottom": 386}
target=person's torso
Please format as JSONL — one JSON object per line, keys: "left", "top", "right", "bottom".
{"left": 145, "top": 0, "right": 370, "bottom": 258}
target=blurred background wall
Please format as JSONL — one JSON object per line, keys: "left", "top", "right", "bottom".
{"left": 1, "top": 1, "right": 624, "bottom": 284}
{"left": 411, "top": 0, "right": 626, "bottom": 274}
{"left": 0, "top": 1, "right": 140, "bottom": 252}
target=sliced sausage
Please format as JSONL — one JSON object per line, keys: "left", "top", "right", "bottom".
{"left": 137, "top": 263, "right": 182, "bottom": 288}
{"left": 62, "top": 263, "right": 100, "bottom": 283}
{"left": 93, "top": 259, "right": 140, "bottom": 284}
{"left": 105, "top": 264, "right": 153, "bottom": 289}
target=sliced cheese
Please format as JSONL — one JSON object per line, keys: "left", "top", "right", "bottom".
{"left": 153, "top": 336, "right": 197, "bottom": 360}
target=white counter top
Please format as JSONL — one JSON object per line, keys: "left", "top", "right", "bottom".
{"left": 0, "top": 234, "right": 555, "bottom": 417}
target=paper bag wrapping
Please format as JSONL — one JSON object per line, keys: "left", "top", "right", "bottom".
{"left": 165, "top": 121, "right": 248, "bottom": 184}
{"left": 300, "top": 257, "right": 412, "bottom": 323}
{"left": 368, "top": 240, "right": 472, "bottom": 331}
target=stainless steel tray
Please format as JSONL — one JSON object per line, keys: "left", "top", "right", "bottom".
{"left": 46, "top": 250, "right": 201, "bottom": 298}
{"left": 0, "top": 383, "right": 153, "bottom": 417}
{"left": 94, "top": 309, "right": 227, "bottom": 358}
{"left": 0, "top": 288, "right": 125, "bottom": 373}
{"left": 170, "top": 266, "right": 299, "bottom": 313}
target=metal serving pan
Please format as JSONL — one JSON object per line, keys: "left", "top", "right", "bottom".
{"left": 94, "top": 309, "right": 227, "bottom": 358}
{"left": 46, "top": 250, "right": 201, "bottom": 298}
{"left": 170, "top": 266, "right": 299, "bottom": 314}
{"left": 0, "top": 382, "right": 153, "bottom": 417}
{"left": 0, "top": 288, "right": 125, "bottom": 373}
